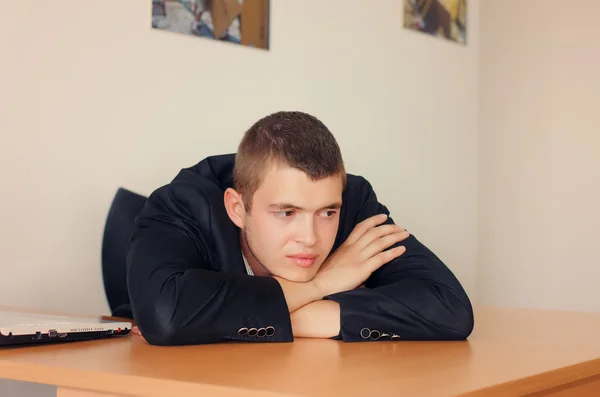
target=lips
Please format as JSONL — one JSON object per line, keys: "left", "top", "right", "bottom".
{"left": 287, "top": 254, "right": 318, "bottom": 269}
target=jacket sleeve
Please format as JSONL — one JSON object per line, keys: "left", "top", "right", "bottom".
{"left": 126, "top": 185, "right": 293, "bottom": 346}
{"left": 324, "top": 181, "right": 474, "bottom": 342}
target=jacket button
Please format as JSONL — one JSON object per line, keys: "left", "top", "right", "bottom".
{"left": 248, "top": 328, "right": 258, "bottom": 336}
{"left": 360, "top": 328, "right": 371, "bottom": 339}
{"left": 370, "top": 330, "right": 381, "bottom": 340}
{"left": 381, "top": 333, "right": 390, "bottom": 338}
{"left": 257, "top": 328, "right": 267, "bottom": 337}
{"left": 265, "top": 326, "right": 275, "bottom": 336}
{"left": 391, "top": 334, "right": 401, "bottom": 339}
{"left": 238, "top": 327, "right": 248, "bottom": 336}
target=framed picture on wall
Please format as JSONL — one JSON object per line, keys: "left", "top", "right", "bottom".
{"left": 404, "top": 0, "right": 467, "bottom": 44}
{"left": 151, "top": 0, "right": 270, "bottom": 50}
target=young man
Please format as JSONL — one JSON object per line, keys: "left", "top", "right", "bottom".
{"left": 126, "top": 111, "right": 473, "bottom": 345}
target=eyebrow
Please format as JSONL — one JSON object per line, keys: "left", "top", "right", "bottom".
{"left": 269, "top": 202, "right": 343, "bottom": 211}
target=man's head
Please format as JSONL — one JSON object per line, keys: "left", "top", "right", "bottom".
{"left": 224, "top": 111, "right": 346, "bottom": 282}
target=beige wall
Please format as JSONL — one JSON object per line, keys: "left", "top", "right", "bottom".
{"left": 478, "top": 0, "right": 600, "bottom": 311}
{"left": 0, "top": 0, "right": 480, "bottom": 317}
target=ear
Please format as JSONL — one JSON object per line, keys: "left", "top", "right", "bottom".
{"left": 224, "top": 188, "right": 246, "bottom": 229}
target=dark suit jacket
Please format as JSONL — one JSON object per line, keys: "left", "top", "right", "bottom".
{"left": 126, "top": 154, "right": 474, "bottom": 345}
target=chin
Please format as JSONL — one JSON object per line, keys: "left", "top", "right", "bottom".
{"left": 275, "top": 268, "right": 318, "bottom": 283}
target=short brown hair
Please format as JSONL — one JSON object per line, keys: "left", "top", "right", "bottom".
{"left": 233, "top": 111, "right": 346, "bottom": 211}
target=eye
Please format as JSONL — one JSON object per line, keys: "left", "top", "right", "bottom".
{"left": 320, "top": 210, "right": 338, "bottom": 218}
{"left": 275, "top": 210, "right": 295, "bottom": 218}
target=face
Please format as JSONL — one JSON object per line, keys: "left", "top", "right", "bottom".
{"left": 226, "top": 164, "right": 343, "bottom": 283}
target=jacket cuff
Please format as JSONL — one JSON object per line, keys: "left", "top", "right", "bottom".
{"left": 226, "top": 276, "right": 294, "bottom": 343}
{"left": 324, "top": 290, "right": 399, "bottom": 343}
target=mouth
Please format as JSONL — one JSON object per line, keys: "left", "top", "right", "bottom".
{"left": 287, "top": 254, "right": 318, "bottom": 269}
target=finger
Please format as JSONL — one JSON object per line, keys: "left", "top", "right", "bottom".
{"left": 346, "top": 214, "right": 388, "bottom": 244}
{"left": 345, "top": 214, "right": 389, "bottom": 245}
{"left": 132, "top": 326, "right": 141, "bottom": 335}
{"left": 366, "top": 245, "right": 407, "bottom": 273}
{"left": 363, "top": 231, "right": 410, "bottom": 260}
{"left": 356, "top": 224, "right": 406, "bottom": 249}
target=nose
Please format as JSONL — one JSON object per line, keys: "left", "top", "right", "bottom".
{"left": 295, "top": 215, "right": 317, "bottom": 247}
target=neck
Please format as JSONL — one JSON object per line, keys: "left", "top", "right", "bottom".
{"left": 239, "top": 229, "right": 271, "bottom": 277}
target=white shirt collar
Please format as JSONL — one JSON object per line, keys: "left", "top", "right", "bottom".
{"left": 242, "top": 252, "right": 254, "bottom": 276}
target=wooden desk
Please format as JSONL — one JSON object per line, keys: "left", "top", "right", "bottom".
{"left": 2, "top": 306, "right": 600, "bottom": 397}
